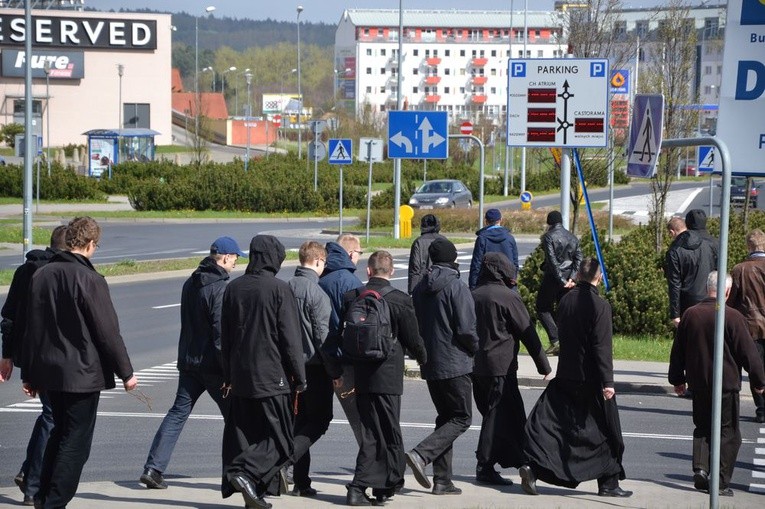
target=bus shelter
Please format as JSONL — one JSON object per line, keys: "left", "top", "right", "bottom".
{"left": 83, "top": 128, "right": 161, "bottom": 177}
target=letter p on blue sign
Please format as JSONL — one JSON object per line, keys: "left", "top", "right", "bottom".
{"left": 590, "top": 62, "right": 605, "bottom": 77}
{"left": 511, "top": 62, "right": 526, "bottom": 77}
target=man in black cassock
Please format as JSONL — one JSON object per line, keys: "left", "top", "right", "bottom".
{"left": 471, "top": 252, "right": 551, "bottom": 485}
{"left": 343, "top": 251, "right": 427, "bottom": 506}
{"left": 520, "top": 257, "right": 632, "bottom": 498}
{"left": 220, "top": 235, "right": 305, "bottom": 509}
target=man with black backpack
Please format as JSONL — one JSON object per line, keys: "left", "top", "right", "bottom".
{"left": 342, "top": 251, "right": 427, "bottom": 506}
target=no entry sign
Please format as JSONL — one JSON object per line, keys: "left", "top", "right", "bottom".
{"left": 460, "top": 121, "right": 473, "bottom": 135}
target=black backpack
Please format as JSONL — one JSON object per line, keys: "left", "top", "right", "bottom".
{"left": 341, "top": 286, "right": 395, "bottom": 362}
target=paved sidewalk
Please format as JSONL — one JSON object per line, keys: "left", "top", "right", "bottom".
{"left": 0, "top": 473, "right": 758, "bottom": 508}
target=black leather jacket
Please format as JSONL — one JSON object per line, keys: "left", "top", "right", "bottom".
{"left": 541, "top": 224, "right": 583, "bottom": 285}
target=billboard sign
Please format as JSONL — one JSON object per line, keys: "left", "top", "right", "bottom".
{"left": 1, "top": 49, "right": 84, "bottom": 79}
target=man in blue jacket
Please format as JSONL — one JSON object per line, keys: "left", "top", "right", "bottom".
{"left": 140, "top": 236, "right": 245, "bottom": 490}
{"left": 469, "top": 208, "right": 518, "bottom": 289}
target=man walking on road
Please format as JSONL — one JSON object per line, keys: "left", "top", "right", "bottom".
{"left": 408, "top": 214, "right": 447, "bottom": 294}
{"left": 20, "top": 216, "right": 138, "bottom": 509}
{"left": 140, "top": 236, "right": 245, "bottom": 489}
{"left": 409, "top": 238, "right": 478, "bottom": 495}
{"left": 468, "top": 208, "right": 518, "bottom": 289}
{"left": 0, "top": 225, "right": 66, "bottom": 506}
{"left": 536, "top": 210, "right": 582, "bottom": 355}
{"left": 220, "top": 235, "right": 305, "bottom": 509}
{"left": 728, "top": 229, "right": 765, "bottom": 423}
{"left": 670, "top": 271, "right": 765, "bottom": 496}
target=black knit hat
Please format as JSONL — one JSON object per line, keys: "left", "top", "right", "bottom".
{"left": 428, "top": 237, "right": 458, "bottom": 264}
{"left": 546, "top": 210, "right": 563, "bottom": 225}
{"left": 420, "top": 214, "right": 441, "bottom": 232}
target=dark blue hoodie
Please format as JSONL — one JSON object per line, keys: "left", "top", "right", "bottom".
{"left": 469, "top": 225, "right": 519, "bottom": 289}
{"left": 319, "top": 242, "right": 363, "bottom": 336}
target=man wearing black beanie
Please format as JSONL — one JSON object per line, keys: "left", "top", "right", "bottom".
{"left": 408, "top": 214, "right": 447, "bottom": 294}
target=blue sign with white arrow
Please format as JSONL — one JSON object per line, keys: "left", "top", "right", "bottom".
{"left": 388, "top": 111, "right": 448, "bottom": 159}
{"left": 328, "top": 138, "right": 353, "bottom": 165}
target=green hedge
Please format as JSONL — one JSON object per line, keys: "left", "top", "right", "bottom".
{"left": 0, "top": 163, "right": 104, "bottom": 201}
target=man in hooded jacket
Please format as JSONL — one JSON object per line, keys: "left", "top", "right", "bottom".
{"left": 685, "top": 209, "right": 718, "bottom": 266}
{"left": 408, "top": 214, "right": 447, "bottom": 294}
{"left": 220, "top": 235, "right": 305, "bottom": 509}
{"left": 469, "top": 208, "right": 518, "bottom": 289}
{"left": 409, "top": 238, "right": 479, "bottom": 495}
{"left": 472, "top": 252, "right": 551, "bottom": 486}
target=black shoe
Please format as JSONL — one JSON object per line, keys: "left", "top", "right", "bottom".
{"left": 346, "top": 485, "right": 373, "bottom": 506}
{"left": 14, "top": 470, "right": 26, "bottom": 493}
{"left": 277, "top": 467, "right": 289, "bottom": 495}
{"left": 693, "top": 469, "right": 709, "bottom": 491}
{"left": 598, "top": 486, "right": 633, "bottom": 497}
{"left": 290, "top": 486, "right": 318, "bottom": 497}
{"left": 476, "top": 466, "right": 513, "bottom": 486}
{"left": 22, "top": 495, "right": 34, "bottom": 506}
{"left": 544, "top": 343, "right": 560, "bottom": 356}
{"left": 230, "top": 474, "right": 271, "bottom": 509}
{"left": 719, "top": 487, "right": 734, "bottom": 497}
{"left": 33, "top": 499, "right": 43, "bottom": 509}
{"left": 405, "top": 450, "right": 431, "bottom": 489}
{"left": 432, "top": 482, "right": 462, "bottom": 495}
{"left": 756, "top": 414, "right": 765, "bottom": 424}
{"left": 519, "top": 465, "right": 538, "bottom": 495}
{"left": 139, "top": 467, "right": 168, "bottom": 489}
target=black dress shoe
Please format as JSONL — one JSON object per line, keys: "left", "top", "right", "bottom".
{"left": 346, "top": 485, "right": 373, "bottom": 506}
{"left": 14, "top": 470, "right": 26, "bottom": 493}
{"left": 432, "top": 482, "right": 462, "bottom": 495}
{"left": 139, "top": 467, "right": 168, "bottom": 489}
{"left": 290, "top": 486, "right": 318, "bottom": 497}
{"left": 598, "top": 486, "right": 633, "bottom": 497}
{"left": 405, "top": 450, "right": 431, "bottom": 489}
{"left": 756, "top": 414, "right": 765, "bottom": 424}
{"left": 693, "top": 469, "right": 709, "bottom": 491}
{"left": 22, "top": 495, "right": 35, "bottom": 506}
{"left": 476, "top": 467, "right": 513, "bottom": 486}
{"left": 519, "top": 465, "right": 538, "bottom": 495}
{"left": 719, "top": 486, "right": 734, "bottom": 496}
{"left": 230, "top": 474, "right": 271, "bottom": 509}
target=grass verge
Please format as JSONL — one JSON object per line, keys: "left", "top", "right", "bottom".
{"left": 0, "top": 224, "right": 54, "bottom": 245}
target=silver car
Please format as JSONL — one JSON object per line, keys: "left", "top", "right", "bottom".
{"left": 408, "top": 179, "right": 473, "bottom": 209}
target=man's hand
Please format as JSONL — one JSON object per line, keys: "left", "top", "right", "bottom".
{"left": 671, "top": 317, "right": 681, "bottom": 328}
{"left": 123, "top": 375, "right": 138, "bottom": 391}
{"left": 564, "top": 279, "right": 575, "bottom": 289}
{"left": 22, "top": 382, "right": 37, "bottom": 398}
{"left": 0, "top": 358, "right": 13, "bottom": 382}
{"left": 543, "top": 373, "right": 553, "bottom": 381}
{"left": 602, "top": 387, "right": 615, "bottom": 400}
{"left": 333, "top": 376, "right": 344, "bottom": 389}
{"left": 674, "top": 383, "right": 687, "bottom": 396}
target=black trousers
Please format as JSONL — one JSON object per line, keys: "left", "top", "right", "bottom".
{"left": 39, "top": 391, "right": 100, "bottom": 509}
{"left": 351, "top": 393, "right": 404, "bottom": 494}
{"left": 413, "top": 374, "right": 473, "bottom": 485}
{"left": 535, "top": 274, "right": 566, "bottom": 345}
{"left": 753, "top": 339, "right": 765, "bottom": 417}
{"left": 692, "top": 391, "right": 741, "bottom": 488}
{"left": 222, "top": 393, "right": 294, "bottom": 498}
{"left": 473, "top": 372, "right": 527, "bottom": 469}
{"left": 292, "top": 364, "right": 334, "bottom": 489}
{"left": 334, "top": 364, "right": 363, "bottom": 446}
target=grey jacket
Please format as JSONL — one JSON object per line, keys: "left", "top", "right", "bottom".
{"left": 289, "top": 266, "right": 332, "bottom": 367}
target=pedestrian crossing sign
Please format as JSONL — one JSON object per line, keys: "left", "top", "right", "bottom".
{"left": 697, "top": 146, "right": 716, "bottom": 173}
{"left": 328, "top": 139, "right": 353, "bottom": 165}
{"left": 627, "top": 94, "right": 664, "bottom": 178}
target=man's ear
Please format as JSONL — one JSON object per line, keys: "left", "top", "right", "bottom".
{"left": 366, "top": 266, "right": 373, "bottom": 278}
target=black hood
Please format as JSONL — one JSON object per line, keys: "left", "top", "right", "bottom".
{"left": 420, "top": 214, "right": 441, "bottom": 234}
{"left": 245, "top": 235, "right": 285, "bottom": 275}
{"left": 476, "top": 252, "right": 516, "bottom": 286}
{"left": 191, "top": 256, "right": 230, "bottom": 287}
{"left": 676, "top": 230, "right": 703, "bottom": 251}
{"left": 685, "top": 209, "right": 708, "bottom": 231}
{"left": 422, "top": 264, "right": 460, "bottom": 294}
{"left": 25, "top": 247, "right": 57, "bottom": 262}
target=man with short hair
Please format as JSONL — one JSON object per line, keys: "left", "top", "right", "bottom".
{"left": 21, "top": 216, "right": 138, "bottom": 508}
{"left": 220, "top": 235, "right": 305, "bottom": 509}
{"left": 140, "top": 236, "right": 245, "bottom": 490}
{"left": 729, "top": 229, "right": 765, "bottom": 423}
{"left": 408, "top": 214, "right": 447, "bottom": 294}
{"left": 537, "top": 210, "right": 582, "bottom": 355}
{"left": 469, "top": 208, "right": 518, "bottom": 289}
{"left": 287, "top": 241, "right": 336, "bottom": 497}
{"left": 670, "top": 271, "right": 765, "bottom": 496}
{"left": 344, "top": 251, "right": 427, "bottom": 506}
{"left": 1, "top": 225, "right": 67, "bottom": 506}
{"left": 409, "top": 238, "right": 479, "bottom": 495}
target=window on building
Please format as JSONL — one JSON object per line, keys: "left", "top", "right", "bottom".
{"left": 480, "top": 50, "right": 485, "bottom": 57}
{"left": 638, "top": 47, "right": 645, "bottom": 62}
{"left": 366, "top": 67, "right": 372, "bottom": 74}
{"left": 704, "top": 65, "right": 712, "bottom": 75}
{"left": 391, "top": 67, "right": 397, "bottom": 75}
{"left": 636, "top": 20, "right": 648, "bottom": 38}
{"left": 506, "top": 50, "right": 510, "bottom": 57}
{"left": 490, "top": 87, "right": 496, "bottom": 94}
{"left": 364, "top": 28, "right": 370, "bottom": 36}
{"left": 381, "top": 49, "right": 386, "bottom": 56}
{"left": 379, "top": 68, "right": 385, "bottom": 74}
{"left": 413, "top": 68, "right": 419, "bottom": 75}
{"left": 472, "top": 49, "right": 477, "bottom": 57}
{"left": 537, "top": 50, "right": 543, "bottom": 57}
{"left": 491, "top": 68, "right": 497, "bottom": 76}
{"left": 457, "top": 29, "right": 463, "bottom": 37}
{"left": 380, "top": 86, "right": 385, "bottom": 93}
{"left": 491, "top": 50, "right": 497, "bottom": 57}
{"left": 445, "top": 68, "right": 451, "bottom": 75}
{"left": 413, "top": 86, "right": 419, "bottom": 93}
{"left": 413, "top": 49, "right": 419, "bottom": 56}
{"left": 460, "top": 87, "right": 465, "bottom": 94}
{"left": 460, "top": 68, "right": 465, "bottom": 76}
{"left": 614, "top": 21, "right": 626, "bottom": 38}
{"left": 425, "top": 49, "right": 431, "bottom": 57}
{"left": 425, "top": 86, "right": 430, "bottom": 94}
{"left": 444, "top": 87, "right": 450, "bottom": 94}
{"left": 380, "top": 104, "right": 386, "bottom": 112}
{"left": 123, "top": 103, "right": 150, "bottom": 128}
{"left": 445, "top": 49, "right": 450, "bottom": 56}
{"left": 366, "top": 86, "right": 372, "bottom": 93}
{"left": 366, "top": 48, "right": 372, "bottom": 56}
{"left": 377, "top": 28, "right": 383, "bottom": 38}
{"left": 460, "top": 49, "right": 466, "bottom": 57}
{"left": 717, "top": 65, "right": 722, "bottom": 74}
{"left": 434, "top": 49, "right": 438, "bottom": 56}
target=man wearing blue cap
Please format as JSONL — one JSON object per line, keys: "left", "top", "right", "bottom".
{"left": 140, "top": 236, "right": 245, "bottom": 490}
{"left": 469, "top": 209, "right": 519, "bottom": 290}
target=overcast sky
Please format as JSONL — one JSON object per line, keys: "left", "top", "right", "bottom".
{"left": 87, "top": 0, "right": 669, "bottom": 24}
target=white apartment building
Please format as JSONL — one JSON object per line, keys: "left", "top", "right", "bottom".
{"left": 334, "top": 9, "right": 567, "bottom": 124}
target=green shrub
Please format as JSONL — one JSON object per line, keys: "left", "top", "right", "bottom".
{"left": 0, "top": 163, "right": 104, "bottom": 200}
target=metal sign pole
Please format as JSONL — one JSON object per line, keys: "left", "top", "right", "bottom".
{"left": 448, "top": 134, "right": 484, "bottom": 230}
{"left": 366, "top": 141, "right": 374, "bottom": 244}
{"left": 339, "top": 164, "right": 344, "bottom": 235}
{"left": 608, "top": 127, "right": 615, "bottom": 241}
{"left": 313, "top": 123, "right": 319, "bottom": 191}
{"left": 560, "top": 148, "right": 571, "bottom": 228}
{"left": 573, "top": 149, "right": 609, "bottom": 290}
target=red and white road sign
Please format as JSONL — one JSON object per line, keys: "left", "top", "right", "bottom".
{"left": 460, "top": 121, "right": 473, "bottom": 135}
{"left": 273, "top": 114, "right": 282, "bottom": 124}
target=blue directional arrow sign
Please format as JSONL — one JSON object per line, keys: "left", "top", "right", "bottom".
{"left": 328, "top": 138, "right": 353, "bottom": 165}
{"left": 388, "top": 111, "right": 448, "bottom": 159}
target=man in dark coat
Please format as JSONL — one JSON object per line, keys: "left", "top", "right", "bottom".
{"left": 409, "top": 238, "right": 478, "bottom": 495}
{"left": 472, "top": 252, "right": 551, "bottom": 485}
{"left": 520, "top": 257, "right": 632, "bottom": 498}
{"left": 469, "top": 208, "right": 518, "bottom": 289}
{"left": 685, "top": 209, "right": 718, "bottom": 266}
{"left": 665, "top": 216, "right": 716, "bottom": 327}
{"left": 728, "top": 229, "right": 765, "bottom": 423}
{"left": 0, "top": 225, "right": 66, "bottom": 506}
{"left": 344, "top": 250, "right": 427, "bottom": 506}
{"left": 220, "top": 235, "right": 305, "bottom": 509}
{"left": 536, "top": 210, "right": 582, "bottom": 355}
{"left": 408, "top": 214, "right": 447, "bottom": 294}
{"left": 319, "top": 235, "right": 364, "bottom": 446}
{"left": 140, "top": 236, "right": 245, "bottom": 489}
{"left": 21, "top": 216, "right": 138, "bottom": 509}
{"left": 670, "top": 271, "right": 765, "bottom": 496}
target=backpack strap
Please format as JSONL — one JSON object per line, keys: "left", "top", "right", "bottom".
{"left": 376, "top": 285, "right": 396, "bottom": 299}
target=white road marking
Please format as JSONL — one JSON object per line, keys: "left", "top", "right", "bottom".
{"left": 152, "top": 303, "right": 181, "bottom": 309}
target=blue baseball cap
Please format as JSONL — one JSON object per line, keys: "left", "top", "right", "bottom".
{"left": 210, "top": 236, "right": 246, "bottom": 257}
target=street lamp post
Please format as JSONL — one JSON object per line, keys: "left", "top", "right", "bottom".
{"left": 202, "top": 66, "right": 216, "bottom": 92}
{"left": 235, "top": 68, "right": 250, "bottom": 117}
{"left": 221, "top": 66, "right": 237, "bottom": 99}
{"left": 297, "top": 5, "right": 303, "bottom": 159}
{"left": 245, "top": 72, "right": 253, "bottom": 172}
{"left": 117, "top": 63, "right": 124, "bottom": 162}
{"left": 195, "top": 5, "right": 216, "bottom": 142}
{"left": 43, "top": 61, "right": 52, "bottom": 176}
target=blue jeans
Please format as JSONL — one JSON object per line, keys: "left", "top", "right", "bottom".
{"left": 21, "top": 391, "right": 54, "bottom": 498}
{"left": 144, "top": 371, "right": 228, "bottom": 473}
